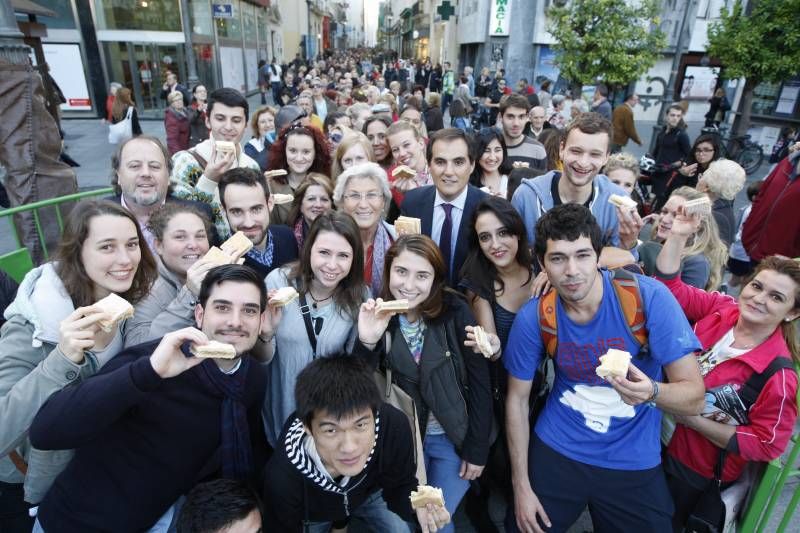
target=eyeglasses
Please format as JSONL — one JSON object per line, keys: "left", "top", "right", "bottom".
{"left": 343, "top": 191, "right": 383, "bottom": 203}
{"left": 695, "top": 148, "right": 714, "bottom": 153}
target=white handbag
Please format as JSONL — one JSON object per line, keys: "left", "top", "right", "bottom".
{"left": 108, "top": 106, "right": 133, "bottom": 144}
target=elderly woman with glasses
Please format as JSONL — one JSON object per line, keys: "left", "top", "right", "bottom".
{"left": 334, "top": 162, "right": 397, "bottom": 296}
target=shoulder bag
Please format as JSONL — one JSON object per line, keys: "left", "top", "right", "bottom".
{"left": 108, "top": 106, "right": 133, "bottom": 144}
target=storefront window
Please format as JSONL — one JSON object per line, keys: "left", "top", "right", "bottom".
{"left": 258, "top": 13, "right": 270, "bottom": 60}
{"left": 189, "top": 0, "right": 213, "bottom": 37}
{"left": 751, "top": 82, "right": 781, "bottom": 116}
{"left": 243, "top": 3, "right": 257, "bottom": 46}
{"left": 95, "top": 0, "right": 181, "bottom": 32}
{"left": 216, "top": 0, "right": 242, "bottom": 41}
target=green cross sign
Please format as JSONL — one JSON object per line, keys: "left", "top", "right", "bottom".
{"left": 437, "top": 1, "right": 456, "bottom": 20}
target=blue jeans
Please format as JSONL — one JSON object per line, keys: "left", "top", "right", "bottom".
{"left": 441, "top": 93, "right": 453, "bottom": 113}
{"left": 305, "top": 489, "right": 412, "bottom": 533}
{"left": 423, "top": 433, "right": 469, "bottom": 533}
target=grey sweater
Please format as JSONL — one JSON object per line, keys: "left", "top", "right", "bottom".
{"left": 263, "top": 267, "right": 365, "bottom": 445}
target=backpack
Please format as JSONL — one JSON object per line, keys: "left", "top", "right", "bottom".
{"left": 538, "top": 267, "right": 649, "bottom": 358}
{"left": 529, "top": 268, "right": 648, "bottom": 422}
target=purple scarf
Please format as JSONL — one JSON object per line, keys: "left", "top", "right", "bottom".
{"left": 370, "top": 223, "right": 394, "bottom": 296}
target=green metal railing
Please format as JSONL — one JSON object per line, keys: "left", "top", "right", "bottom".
{"left": 0, "top": 187, "right": 113, "bottom": 260}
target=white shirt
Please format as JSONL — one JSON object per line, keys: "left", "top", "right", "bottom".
{"left": 269, "top": 63, "right": 282, "bottom": 83}
{"left": 432, "top": 185, "right": 469, "bottom": 266}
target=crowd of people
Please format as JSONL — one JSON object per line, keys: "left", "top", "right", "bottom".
{"left": 2, "top": 49, "right": 800, "bottom": 533}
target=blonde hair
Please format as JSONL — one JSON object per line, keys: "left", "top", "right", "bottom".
{"left": 331, "top": 131, "right": 375, "bottom": 184}
{"left": 604, "top": 152, "right": 640, "bottom": 180}
{"left": 670, "top": 186, "right": 729, "bottom": 291}
{"left": 427, "top": 92, "right": 441, "bottom": 107}
{"left": 699, "top": 159, "right": 746, "bottom": 201}
{"left": 379, "top": 93, "right": 398, "bottom": 116}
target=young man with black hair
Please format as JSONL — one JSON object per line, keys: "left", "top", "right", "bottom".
{"left": 219, "top": 168, "right": 298, "bottom": 279}
{"left": 504, "top": 204, "right": 704, "bottom": 533}
{"left": 28, "top": 265, "right": 271, "bottom": 533}
{"left": 500, "top": 94, "right": 547, "bottom": 171}
{"left": 177, "top": 479, "right": 262, "bottom": 533}
{"left": 171, "top": 88, "right": 260, "bottom": 239}
{"left": 263, "top": 356, "right": 450, "bottom": 533}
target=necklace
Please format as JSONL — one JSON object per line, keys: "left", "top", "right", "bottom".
{"left": 308, "top": 288, "right": 333, "bottom": 309}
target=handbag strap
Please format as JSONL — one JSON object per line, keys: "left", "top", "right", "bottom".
{"left": 125, "top": 106, "right": 134, "bottom": 120}
{"left": 298, "top": 292, "right": 317, "bottom": 358}
{"left": 713, "top": 449, "right": 727, "bottom": 484}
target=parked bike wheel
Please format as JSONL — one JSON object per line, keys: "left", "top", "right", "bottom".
{"left": 738, "top": 144, "right": 764, "bottom": 175}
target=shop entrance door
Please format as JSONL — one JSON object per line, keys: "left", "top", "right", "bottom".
{"left": 103, "top": 41, "right": 187, "bottom": 119}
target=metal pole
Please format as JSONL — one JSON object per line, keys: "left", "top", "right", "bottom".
{"left": 179, "top": 0, "right": 199, "bottom": 85}
{"left": 650, "top": 0, "right": 696, "bottom": 154}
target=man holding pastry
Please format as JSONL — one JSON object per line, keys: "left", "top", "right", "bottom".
{"left": 263, "top": 356, "right": 450, "bottom": 532}
{"left": 504, "top": 205, "right": 704, "bottom": 533}
{"left": 28, "top": 265, "right": 272, "bottom": 532}
{"left": 171, "top": 88, "right": 260, "bottom": 239}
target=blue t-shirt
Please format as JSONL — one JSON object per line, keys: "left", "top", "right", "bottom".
{"left": 504, "top": 270, "right": 701, "bottom": 470}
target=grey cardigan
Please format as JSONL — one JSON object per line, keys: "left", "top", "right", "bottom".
{"left": 263, "top": 267, "right": 365, "bottom": 445}
{"left": 0, "top": 263, "right": 125, "bottom": 503}
{"left": 125, "top": 259, "right": 195, "bottom": 347}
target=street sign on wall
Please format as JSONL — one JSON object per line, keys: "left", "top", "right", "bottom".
{"left": 212, "top": 4, "right": 233, "bottom": 19}
{"left": 489, "top": 0, "right": 512, "bottom": 37}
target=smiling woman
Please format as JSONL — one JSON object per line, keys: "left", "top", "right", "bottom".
{"left": 0, "top": 200, "right": 157, "bottom": 511}
{"left": 261, "top": 212, "right": 368, "bottom": 446}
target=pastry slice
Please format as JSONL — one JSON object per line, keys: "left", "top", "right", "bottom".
{"left": 410, "top": 485, "right": 445, "bottom": 509}
{"left": 596, "top": 349, "right": 632, "bottom": 379}
{"left": 95, "top": 293, "right": 134, "bottom": 333}
{"left": 190, "top": 340, "right": 237, "bottom": 359}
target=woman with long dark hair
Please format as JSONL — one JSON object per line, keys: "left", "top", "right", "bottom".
{"left": 469, "top": 128, "right": 512, "bottom": 198}
{"left": 266, "top": 124, "right": 332, "bottom": 225}
{"left": 0, "top": 200, "right": 157, "bottom": 522}
{"left": 261, "top": 212, "right": 367, "bottom": 445}
{"left": 665, "top": 133, "right": 721, "bottom": 199}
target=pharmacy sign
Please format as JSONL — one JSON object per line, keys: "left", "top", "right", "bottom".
{"left": 489, "top": 0, "right": 512, "bottom": 36}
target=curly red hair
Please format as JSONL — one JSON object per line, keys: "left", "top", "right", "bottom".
{"left": 267, "top": 124, "right": 332, "bottom": 185}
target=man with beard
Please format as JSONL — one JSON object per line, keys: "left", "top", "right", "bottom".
{"left": 110, "top": 135, "right": 216, "bottom": 252}
{"left": 504, "top": 204, "right": 704, "bottom": 533}
{"left": 510, "top": 113, "right": 639, "bottom": 253}
{"left": 28, "top": 265, "right": 271, "bottom": 532}
{"left": 219, "top": 168, "right": 297, "bottom": 279}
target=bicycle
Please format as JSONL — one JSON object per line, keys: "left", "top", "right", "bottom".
{"left": 701, "top": 124, "right": 764, "bottom": 175}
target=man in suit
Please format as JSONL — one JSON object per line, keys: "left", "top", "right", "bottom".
{"left": 400, "top": 128, "right": 488, "bottom": 286}
{"left": 110, "top": 135, "right": 217, "bottom": 252}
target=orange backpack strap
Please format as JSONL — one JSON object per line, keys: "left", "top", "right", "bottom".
{"left": 538, "top": 289, "right": 559, "bottom": 358}
{"left": 610, "top": 268, "right": 649, "bottom": 350}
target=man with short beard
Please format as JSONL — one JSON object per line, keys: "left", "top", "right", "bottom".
{"left": 111, "top": 135, "right": 216, "bottom": 252}
{"left": 511, "top": 112, "right": 638, "bottom": 252}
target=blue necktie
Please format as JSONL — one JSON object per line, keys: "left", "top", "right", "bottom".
{"left": 440, "top": 203, "right": 453, "bottom": 282}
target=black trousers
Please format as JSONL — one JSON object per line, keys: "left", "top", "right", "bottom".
{"left": 0, "top": 481, "right": 33, "bottom": 533}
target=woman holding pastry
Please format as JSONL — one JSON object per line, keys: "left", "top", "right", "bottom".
{"left": 285, "top": 173, "right": 334, "bottom": 255}
{"left": 386, "top": 121, "right": 431, "bottom": 208}
{"left": 638, "top": 186, "right": 727, "bottom": 291}
{"left": 334, "top": 162, "right": 397, "bottom": 297}
{"left": 655, "top": 209, "right": 799, "bottom": 531}
{"left": 0, "top": 200, "right": 157, "bottom": 518}
{"left": 125, "top": 203, "right": 217, "bottom": 346}
{"left": 357, "top": 235, "right": 494, "bottom": 532}
{"left": 266, "top": 124, "right": 332, "bottom": 225}
{"left": 262, "top": 212, "right": 369, "bottom": 445}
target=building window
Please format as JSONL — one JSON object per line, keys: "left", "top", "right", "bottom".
{"left": 17, "top": 0, "right": 76, "bottom": 29}
{"left": 94, "top": 0, "right": 181, "bottom": 32}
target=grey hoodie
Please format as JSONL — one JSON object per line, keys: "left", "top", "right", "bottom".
{"left": 0, "top": 263, "right": 124, "bottom": 503}
{"left": 510, "top": 170, "right": 629, "bottom": 249}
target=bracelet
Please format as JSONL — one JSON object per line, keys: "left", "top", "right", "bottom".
{"left": 646, "top": 378, "right": 660, "bottom": 406}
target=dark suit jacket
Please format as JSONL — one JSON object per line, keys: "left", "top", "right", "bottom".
{"left": 400, "top": 184, "right": 487, "bottom": 286}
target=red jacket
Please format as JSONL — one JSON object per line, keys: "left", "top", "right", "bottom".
{"left": 658, "top": 273, "right": 798, "bottom": 482}
{"left": 742, "top": 153, "right": 800, "bottom": 260}
{"left": 164, "top": 108, "right": 191, "bottom": 156}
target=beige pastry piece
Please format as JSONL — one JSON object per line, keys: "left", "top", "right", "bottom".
{"left": 220, "top": 231, "right": 254, "bottom": 261}
{"left": 264, "top": 169, "right": 289, "bottom": 179}
{"left": 609, "top": 194, "right": 638, "bottom": 210}
{"left": 512, "top": 161, "right": 530, "bottom": 168}
{"left": 272, "top": 193, "right": 295, "bottom": 205}
{"left": 375, "top": 299, "right": 410, "bottom": 313}
{"left": 683, "top": 196, "right": 712, "bottom": 217}
{"left": 391, "top": 165, "right": 417, "bottom": 180}
{"left": 409, "top": 485, "right": 445, "bottom": 509}
{"left": 595, "top": 348, "right": 632, "bottom": 379}
{"left": 190, "top": 340, "right": 237, "bottom": 359}
{"left": 215, "top": 141, "right": 236, "bottom": 157}
{"left": 473, "top": 326, "right": 494, "bottom": 359}
{"left": 394, "top": 216, "right": 422, "bottom": 235}
{"left": 95, "top": 293, "right": 134, "bottom": 333}
{"left": 269, "top": 286, "right": 299, "bottom": 307}
{"left": 202, "top": 246, "right": 232, "bottom": 266}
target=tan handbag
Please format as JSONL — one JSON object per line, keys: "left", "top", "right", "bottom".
{"left": 373, "top": 331, "right": 427, "bottom": 484}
